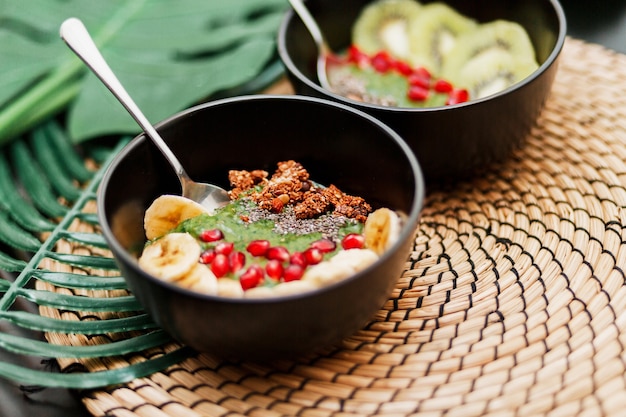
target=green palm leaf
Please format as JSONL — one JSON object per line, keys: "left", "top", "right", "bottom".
{"left": 0, "top": 123, "right": 195, "bottom": 389}
{"left": 0, "top": 311, "right": 157, "bottom": 334}
{"left": 0, "top": 347, "right": 194, "bottom": 389}
{"left": 0, "top": 0, "right": 288, "bottom": 145}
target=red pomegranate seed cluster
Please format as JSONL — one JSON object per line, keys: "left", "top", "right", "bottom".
{"left": 198, "top": 228, "right": 366, "bottom": 291}
{"left": 342, "top": 45, "right": 470, "bottom": 106}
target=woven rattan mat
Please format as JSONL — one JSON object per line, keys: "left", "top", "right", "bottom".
{"left": 40, "top": 37, "right": 626, "bottom": 416}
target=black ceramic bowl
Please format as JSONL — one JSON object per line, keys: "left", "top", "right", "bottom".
{"left": 278, "top": 0, "right": 566, "bottom": 182}
{"left": 98, "top": 95, "right": 424, "bottom": 359}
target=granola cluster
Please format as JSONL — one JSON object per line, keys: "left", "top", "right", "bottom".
{"left": 228, "top": 160, "right": 372, "bottom": 222}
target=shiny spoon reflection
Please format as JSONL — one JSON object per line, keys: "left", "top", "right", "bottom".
{"left": 60, "top": 17, "right": 230, "bottom": 213}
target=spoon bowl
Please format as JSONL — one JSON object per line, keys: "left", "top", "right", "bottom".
{"left": 60, "top": 17, "right": 230, "bottom": 212}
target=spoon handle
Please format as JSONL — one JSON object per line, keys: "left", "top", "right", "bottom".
{"left": 287, "top": 0, "right": 332, "bottom": 90}
{"left": 59, "top": 17, "right": 188, "bottom": 180}
{"left": 288, "top": 0, "right": 325, "bottom": 51}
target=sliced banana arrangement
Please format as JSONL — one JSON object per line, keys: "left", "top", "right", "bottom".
{"left": 136, "top": 161, "right": 406, "bottom": 299}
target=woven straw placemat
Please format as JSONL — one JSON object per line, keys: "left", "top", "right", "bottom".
{"left": 40, "top": 37, "right": 626, "bottom": 416}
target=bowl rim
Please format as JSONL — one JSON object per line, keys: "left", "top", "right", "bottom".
{"left": 97, "top": 94, "right": 426, "bottom": 304}
{"left": 277, "top": 0, "right": 567, "bottom": 113}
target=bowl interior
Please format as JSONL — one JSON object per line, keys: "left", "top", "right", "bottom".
{"left": 281, "top": 0, "right": 565, "bottom": 91}
{"left": 101, "top": 95, "right": 422, "bottom": 253}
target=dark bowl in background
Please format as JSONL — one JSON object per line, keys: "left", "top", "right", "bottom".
{"left": 97, "top": 95, "right": 424, "bottom": 360}
{"left": 278, "top": 0, "right": 566, "bottom": 182}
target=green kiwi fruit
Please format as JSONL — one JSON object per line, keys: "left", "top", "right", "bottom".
{"left": 442, "top": 20, "right": 536, "bottom": 81}
{"left": 447, "top": 49, "right": 539, "bottom": 99}
{"left": 407, "top": 2, "right": 478, "bottom": 75}
{"left": 352, "top": 0, "right": 423, "bottom": 60}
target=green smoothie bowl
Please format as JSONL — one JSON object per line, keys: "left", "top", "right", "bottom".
{"left": 278, "top": 0, "right": 566, "bottom": 181}
{"left": 97, "top": 95, "right": 425, "bottom": 359}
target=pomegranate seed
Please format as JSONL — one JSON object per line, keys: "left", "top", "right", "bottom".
{"left": 394, "top": 60, "right": 413, "bottom": 76}
{"left": 347, "top": 44, "right": 359, "bottom": 56}
{"left": 303, "top": 247, "right": 323, "bottom": 265}
{"left": 348, "top": 45, "right": 369, "bottom": 67}
{"left": 408, "top": 85, "right": 429, "bottom": 101}
{"left": 310, "top": 238, "right": 336, "bottom": 253}
{"left": 342, "top": 233, "right": 366, "bottom": 250}
{"left": 265, "top": 259, "right": 284, "bottom": 280}
{"left": 413, "top": 66, "right": 431, "bottom": 79}
{"left": 199, "top": 248, "right": 216, "bottom": 264}
{"left": 247, "top": 239, "right": 270, "bottom": 257}
{"left": 446, "top": 88, "right": 469, "bottom": 105}
{"left": 371, "top": 51, "right": 392, "bottom": 73}
{"left": 228, "top": 251, "right": 246, "bottom": 273}
{"left": 283, "top": 264, "right": 304, "bottom": 282}
{"left": 267, "top": 246, "right": 290, "bottom": 263}
{"left": 433, "top": 79, "right": 453, "bottom": 93}
{"left": 240, "top": 265, "right": 264, "bottom": 290}
{"left": 325, "top": 52, "right": 344, "bottom": 66}
{"left": 407, "top": 73, "right": 430, "bottom": 89}
{"left": 199, "top": 228, "right": 223, "bottom": 242}
{"left": 290, "top": 251, "right": 308, "bottom": 268}
{"left": 210, "top": 253, "right": 230, "bottom": 278}
{"left": 214, "top": 241, "right": 234, "bottom": 255}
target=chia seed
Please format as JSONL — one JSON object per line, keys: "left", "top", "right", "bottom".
{"left": 238, "top": 198, "right": 358, "bottom": 242}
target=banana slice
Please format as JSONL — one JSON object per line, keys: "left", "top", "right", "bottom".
{"left": 302, "top": 248, "right": 379, "bottom": 288}
{"left": 217, "top": 278, "right": 246, "bottom": 298}
{"left": 178, "top": 263, "right": 219, "bottom": 295}
{"left": 302, "top": 261, "right": 355, "bottom": 287}
{"left": 330, "top": 249, "right": 379, "bottom": 273}
{"left": 363, "top": 208, "right": 402, "bottom": 255}
{"left": 138, "top": 232, "right": 201, "bottom": 281}
{"left": 243, "top": 286, "right": 276, "bottom": 299}
{"left": 144, "top": 194, "right": 209, "bottom": 240}
{"left": 272, "top": 280, "right": 318, "bottom": 296}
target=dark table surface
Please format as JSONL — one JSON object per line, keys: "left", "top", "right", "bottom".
{"left": 1, "top": 2, "right": 625, "bottom": 417}
{"left": 563, "top": 0, "right": 626, "bottom": 54}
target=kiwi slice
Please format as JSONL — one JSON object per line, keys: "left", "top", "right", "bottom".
{"left": 352, "top": 0, "right": 422, "bottom": 60}
{"left": 407, "top": 2, "right": 478, "bottom": 75}
{"left": 441, "top": 19, "right": 539, "bottom": 93}
{"left": 447, "top": 49, "right": 539, "bottom": 99}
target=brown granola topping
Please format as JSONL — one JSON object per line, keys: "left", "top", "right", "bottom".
{"left": 228, "top": 169, "right": 268, "bottom": 200}
{"left": 228, "top": 160, "right": 372, "bottom": 221}
{"left": 294, "top": 190, "right": 332, "bottom": 219}
{"left": 322, "top": 185, "right": 372, "bottom": 222}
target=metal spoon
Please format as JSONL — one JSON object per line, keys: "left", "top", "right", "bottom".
{"left": 287, "top": 0, "right": 333, "bottom": 91}
{"left": 60, "top": 17, "right": 230, "bottom": 212}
